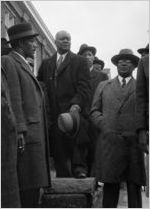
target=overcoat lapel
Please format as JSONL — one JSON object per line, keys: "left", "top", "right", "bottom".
{"left": 10, "top": 51, "right": 43, "bottom": 93}
{"left": 117, "top": 78, "right": 136, "bottom": 112}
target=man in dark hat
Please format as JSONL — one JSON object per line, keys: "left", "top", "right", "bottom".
{"left": 137, "top": 44, "right": 149, "bottom": 57}
{"left": 1, "top": 37, "right": 12, "bottom": 55}
{"left": 1, "top": 23, "right": 51, "bottom": 207}
{"left": 90, "top": 48, "right": 146, "bottom": 208}
{"left": 78, "top": 44, "right": 108, "bottom": 176}
{"left": 93, "top": 56, "right": 105, "bottom": 71}
{"left": 37, "top": 30, "right": 91, "bottom": 178}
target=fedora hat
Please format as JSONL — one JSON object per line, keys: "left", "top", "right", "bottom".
{"left": 93, "top": 56, "right": 105, "bottom": 69}
{"left": 111, "top": 48, "right": 139, "bottom": 67}
{"left": 58, "top": 111, "right": 80, "bottom": 137}
{"left": 78, "top": 44, "right": 96, "bottom": 56}
{"left": 7, "top": 23, "right": 39, "bottom": 43}
{"left": 137, "top": 44, "right": 149, "bottom": 55}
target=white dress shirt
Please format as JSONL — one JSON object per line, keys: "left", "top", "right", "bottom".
{"left": 118, "top": 75, "right": 132, "bottom": 86}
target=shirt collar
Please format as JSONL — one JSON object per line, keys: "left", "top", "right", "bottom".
{"left": 118, "top": 75, "right": 132, "bottom": 85}
{"left": 90, "top": 65, "right": 94, "bottom": 72}
{"left": 57, "top": 52, "right": 68, "bottom": 62}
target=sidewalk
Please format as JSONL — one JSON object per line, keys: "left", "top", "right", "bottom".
{"left": 118, "top": 189, "right": 149, "bottom": 208}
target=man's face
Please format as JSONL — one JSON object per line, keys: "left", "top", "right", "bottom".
{"left": 93, "top": 63, "right": 102, "bottom": 71}
{"left": 21, "top": 37, "right": 37, "bottom": 59}
{"left": 82, "top": 50, "right": 94, "bottom": 68}
{"left": 55, "top": 31, "right": 71, "bottom": 54}
{"left": 117, "top": 59, "right": 135, "bottom": 77}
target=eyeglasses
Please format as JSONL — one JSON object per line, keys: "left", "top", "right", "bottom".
{"left": 118, "top": 60, "right": 132, "bottom": 64}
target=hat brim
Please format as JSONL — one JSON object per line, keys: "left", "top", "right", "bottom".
{"left": 111, "top": 54, "right": 139, "bottom": 67}
{"left": 93, "top": 59, "right": 105, "bottom": 68}
{"left": 58, "top": 111, "right": 80, "bottom": 138}
{"left": 78, "top": 46, "right": 96, "bottom": 56}
{"left": 137, "top": 48, "right": 149, "bottom": 54}
{"left": 7, "top": 34, "right": 39, "bottom": 43}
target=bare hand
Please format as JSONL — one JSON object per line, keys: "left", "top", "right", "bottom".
{"left": 70, "top": 104, "right": 81, "bottom": 113}
{"left": 17, "top": 133, "right": 25, "bottom": 153}
{"left": 138, "top": 130, "right": 149, "bottom": 154}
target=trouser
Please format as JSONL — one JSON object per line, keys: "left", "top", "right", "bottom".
{"left": 53, "top": 129, "right": 88, "bottom": 177}
{"left": 102, "top": 182, "right": 142, "bottom": 208}
{"left": 20, "top": 188, "right": 40, "bottom": 208}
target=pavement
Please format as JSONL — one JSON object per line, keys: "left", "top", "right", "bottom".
{"left": 118, "top": 189, "right": 149, "bottom": 208}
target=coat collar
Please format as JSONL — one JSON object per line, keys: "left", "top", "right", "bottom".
{"left": 9, "top": 51, "right": 43, "bottom": 92}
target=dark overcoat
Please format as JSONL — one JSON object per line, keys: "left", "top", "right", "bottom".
{"left": 90, "top": 67, "right": 108, "bottom": 101}
{"left": 1, "top": 51, "right": 51, "bottom": 191}
{"left": 136, "top": 54, "right": 149, "bottom": 131}
{"left": 90, "top": 77, "right": 146, "bottom": 185}
{"left": 37, "top": 51, "right": 91, "bottom": 145}
{"left": 87, "top": 67, "right": 108, "bottom": 175}
{"left": 1, "top": 67, "right": 21, "bottom": 207}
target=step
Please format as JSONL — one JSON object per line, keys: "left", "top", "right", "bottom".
{"left": 41, "top": 177, "right": 96, "bottom": 208}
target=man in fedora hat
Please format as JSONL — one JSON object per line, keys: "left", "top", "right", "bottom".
{"left": 37, "top": 30, "right": 91, "bottom": 178}
{"left": 90, "top": 48, "right": 146, "bottom": 207}
{"left": 93, "top": 56, "right": 105, "bottom": 71}
{"left": 137, "top": 44, "right": 149, "bottom": 57}
{"left": 78, "top": 44, "right": 108, "bottom": 176}
{"left": 1, "top": 22, "right": 51, "bottom": 207}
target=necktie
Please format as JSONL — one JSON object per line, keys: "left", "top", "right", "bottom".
{"left": 57, "top": 55, "right": 63, "bottom": 69}
{"left": 122, "top": 78, "right": 126, "bottom": 87}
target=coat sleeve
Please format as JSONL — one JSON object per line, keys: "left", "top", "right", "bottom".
{"left": 90, "top": 81, "right": 107, "bottom": 130}
{"left": 70, "top": 57, "right": 92, "bottom": 111}
{"left": 136, "top": 57, "right": 148, "bottom": 131}
{"left": 1, "top": 56, "right": 27, "bottom": 134}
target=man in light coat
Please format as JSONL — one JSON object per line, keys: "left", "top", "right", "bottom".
{"left": 1, "top": 23, "right": 51, "bottom": 208}
{"left": 90, "top": 49, "right": 146, "bottom": 208}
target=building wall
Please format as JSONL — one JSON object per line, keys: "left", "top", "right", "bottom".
{"left": 1, "top": 1, "right": 56, "bottom": 75}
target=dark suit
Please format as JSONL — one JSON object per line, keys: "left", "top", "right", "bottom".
{"left": 136, "top": 55, "right": 149, "bottom": 131}
{"left": 87, "top": 67, "right": 108, "bottom": 176}
{"left": 37, "top": 51, "right": 91, "bottom": 177}
{"left": 91, "top": 77, "right": 146, "bottom": 207}
{"left": 2, "top": 51, "right": 51, "bottom": 207}
{"left": 136, "top": 55, "right": 149, "bottom": 197}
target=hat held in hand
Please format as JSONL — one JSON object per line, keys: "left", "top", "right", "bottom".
{"left": 58, "top": 111, "right": 80, "bottom": 137}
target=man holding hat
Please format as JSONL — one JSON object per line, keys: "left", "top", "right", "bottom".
{"left": 78, "top": 44, "right": 108, "bottom": 176}
{"left": 1, "top": 23, "right": 51, "bottom": 207}
{"left": 90, "top": 48, "right": 146, "bottom": 207}
{"left": 37, "top": 30, "right": 91, "bottom": 178}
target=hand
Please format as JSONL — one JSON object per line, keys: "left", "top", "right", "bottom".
{"left": 17, "top": 133, "right": 25, "bottom": 153}
{"left": 70, "top": 104, "right": 81, "bottom": 113}
{"left": 138, "top": 130, "right": 149, "bottom": 154}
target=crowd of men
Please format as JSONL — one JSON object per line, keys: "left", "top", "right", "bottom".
{"left": 1, "top": 22, "right": 149, "bottom": 208}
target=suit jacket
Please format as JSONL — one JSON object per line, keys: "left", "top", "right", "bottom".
{"left": 90, "top": 77, "right": 146, "bottom": 185}
{"left": 1, "top": 67, "right": 21, "bottom": 207}
{"left": 37, "top": 51, "right": 91, "bottom": 144}
{"left": 136, "top": 55, "right": 149, "bottom": 131}
{"left": 1, "top": 51, "right": 51, "bottom": 190}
